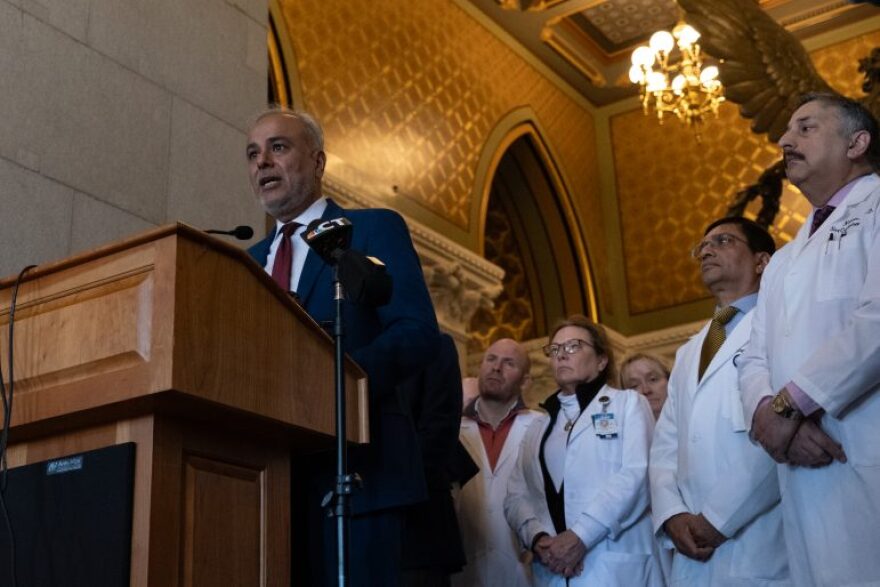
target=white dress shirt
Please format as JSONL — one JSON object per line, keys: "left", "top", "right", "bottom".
{"left": 263, "top": 197, "right": 328, "bottom": 292}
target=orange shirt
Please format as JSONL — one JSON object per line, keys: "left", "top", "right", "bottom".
{"left": 464, "top": 398, "right": 525, "bottom": 472}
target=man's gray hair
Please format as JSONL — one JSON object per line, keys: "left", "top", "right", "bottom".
{"left": 798, "top": 92, "right": 880, "bottom": 170}
{"left": 253, "top": 105, "right": 325, "bottom": 151}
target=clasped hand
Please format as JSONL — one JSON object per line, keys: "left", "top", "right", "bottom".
{"left": 752, "top": 401, "right": 846, "bottom": 467}
{"left": 664, "top": 513, "right": 725, "bottom": 562}
{"left": 534, "top": 530, "right": 586, "bottom": 578}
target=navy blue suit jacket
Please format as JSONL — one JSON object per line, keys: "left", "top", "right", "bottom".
{"left": 398, "top": 333, "right": 472, "bottom": 573}
{"left": 248, "top": 198, "right": 440, "bottom": 513}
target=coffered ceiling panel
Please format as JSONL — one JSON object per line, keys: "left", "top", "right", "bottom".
{"left": 578, "top": 0, "right": 678, "bottom": 49}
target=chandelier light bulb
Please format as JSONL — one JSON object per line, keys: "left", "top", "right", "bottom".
{"left": 674, "top": 24, "right": 701, "bottom": 47}
{"left": 646, "top": 71, "right": 668, "bottom": 92}
{"left": 700, "top": 65, "right": 719, "bottom": 84}
{"left": 629, "top": 64, "right": 646, "bottom": 84}
{"left": 629, "top": 20, "right": 724, "bottom": 132}
{"left": 631, "top": 46, "right": 655, "bottom": 67}
{"left": 671, "top": 74, "right": 686, "bottom": 94}
{"left": 649, "top": 31, "right": 674, "bottom": 55}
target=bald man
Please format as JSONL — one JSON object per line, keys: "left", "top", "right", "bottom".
{"left": 454, "top": 339, "right": 548, "bottom": 587}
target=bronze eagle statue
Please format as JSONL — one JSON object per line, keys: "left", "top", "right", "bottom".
{"left": 677, "top": 0, "right": 880, "bottom": 224}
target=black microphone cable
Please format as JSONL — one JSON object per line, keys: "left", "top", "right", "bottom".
{"left": 0, "top": 263, "right": 36, "bottom": 587}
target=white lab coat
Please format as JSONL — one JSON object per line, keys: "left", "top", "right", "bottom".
{"left": 505, "top": 386, "right": 663, "bottom": 587}
{"left": 739, "top": 173, "right": 880, "bottom": 587}
{"left": 454, "top": 409, "right": 547, "bottom": 587}
{"left": 650, "top": 310, "right": 790, "bottom": 586}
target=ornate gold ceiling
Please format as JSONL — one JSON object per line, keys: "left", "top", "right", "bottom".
{"left": 272, "top": 0, "right": 880, "bottom": 336}
{"left": 464, "top": 0, "right": 878, "bottom": 105}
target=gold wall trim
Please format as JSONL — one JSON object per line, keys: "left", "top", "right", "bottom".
{"left": 472, "top": 107, "right": 599, "bottom": 320}
{"left": 801, "top": 12, "right": 880, "bottom": 52}
{"left": 267, "top": 25, "right": 288, "bottom": 106}
{"left": 269, "top": 0, "right": 305, "bottom": 108}
{"left": 777, "top": 1, "right": 858, "bottom": 33}
{"left": 541, "top": 19, "right": 608, "bottom": 86}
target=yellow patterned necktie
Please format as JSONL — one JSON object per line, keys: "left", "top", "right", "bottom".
{"left": 698, "top": 305, "right": 739, "bottom": 380}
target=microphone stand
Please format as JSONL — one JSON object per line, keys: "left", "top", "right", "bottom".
{"left": 330, "top": 264, "right": 354, "bottom": 587}
{"left": 302, "top": 218, "right": 389, "bottom": 587}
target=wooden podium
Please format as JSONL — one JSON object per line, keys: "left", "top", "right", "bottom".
{"left": 0, "top": 224, "right": 368, "bottom": 587}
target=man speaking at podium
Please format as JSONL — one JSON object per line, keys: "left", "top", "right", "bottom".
{"left": 245, "top": 107, "right": 440, "bottom": 586}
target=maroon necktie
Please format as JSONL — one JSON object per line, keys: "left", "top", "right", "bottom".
{"left": 270, "top": 222, "right": 300, "bottom": 291}
{"left": 809, "top": 205, "right": 835, "bottom": 236}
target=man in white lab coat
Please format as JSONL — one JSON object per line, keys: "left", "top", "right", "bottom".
{"left": 454, "top": 339, "right": 547, "bottom": 587}
{"left": 739, "top": 93, "right": 880, "bottom": 587}
{"left": 650, "top": 216, "right": 790, "bottom": 586}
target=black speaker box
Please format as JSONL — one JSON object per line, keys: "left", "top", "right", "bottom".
{"left": 0, "top": 442, "right": 136, "bottom": 587}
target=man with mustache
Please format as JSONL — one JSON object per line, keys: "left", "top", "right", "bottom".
{"left": 246, "top": 107, "right": 440, "bottom": 586}
{"left": 455, "top": 338, "right": 547, "bottom": 587}
{"left": 739, "top": 93, "right": 880, "bottom": 586}
{"left": 650, "top": 216, "right": 789, "bottom": 585}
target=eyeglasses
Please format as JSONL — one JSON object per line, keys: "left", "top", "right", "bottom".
{"left": 691, "top": 233, "right": 749, "bottom": 259}
{"left": 542, "top": 339, "right": 593, "bottom": 358}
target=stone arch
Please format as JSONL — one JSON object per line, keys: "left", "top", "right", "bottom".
{"left": 469, "top": 109, "right": 599, "bottom": 349}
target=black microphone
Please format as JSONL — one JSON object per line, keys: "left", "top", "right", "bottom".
{"left": 302, "top": 217, "right": 392, "bottom": 307}
{"left": 302, "top": 218, "right": 353, "bottom": 263}
{"left": 205, "top": 225, "right": 254, "bottom": 240}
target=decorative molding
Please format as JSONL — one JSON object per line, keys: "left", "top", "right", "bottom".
{"left": 777, "top": 1, "right": 858, "bottom": 33}
{"left": 605, "top": 319, "right": 704, "bottom": 361}
{"left": 449, "top": 0, "right": 599, "bottom": 113}
{"left": 541, "top": 19, "right": 608, "bottom": 86}
{"left": 423, "top": 260, "right": 503, "bottom": 334}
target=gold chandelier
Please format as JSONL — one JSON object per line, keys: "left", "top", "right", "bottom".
{"left": 629, "top": 22, "right": 724, "bottom": 129}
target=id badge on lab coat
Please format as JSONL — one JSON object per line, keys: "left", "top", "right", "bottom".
{"left": 592, "top": 413, "right": 618, "bottom": 439}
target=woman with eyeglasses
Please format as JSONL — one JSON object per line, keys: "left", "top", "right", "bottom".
{"left": 505, "top": 315, "right": 663, "bottom": 586}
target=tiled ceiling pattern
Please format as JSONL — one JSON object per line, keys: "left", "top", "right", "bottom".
{"left": 580, "top": 0, "right": 678, "bottom": 48}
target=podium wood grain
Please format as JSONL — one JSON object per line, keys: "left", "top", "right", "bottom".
{"left": 0, "top": 224, "right": 368, "bottom": 587}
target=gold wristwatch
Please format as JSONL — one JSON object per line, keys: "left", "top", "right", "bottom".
{"left": 771, "top": 392, "right": 802, "bottom": 420}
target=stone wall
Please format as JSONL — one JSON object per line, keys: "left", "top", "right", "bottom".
{"left": 0, "top": 0, "right": 269, "bottom": 279}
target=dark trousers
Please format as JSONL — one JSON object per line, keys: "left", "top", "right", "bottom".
{"left": 400, "top": 569, "right": 450, "bottom": 587}
{"left": 292, "top": 459, "right": 403, "bottom": 587}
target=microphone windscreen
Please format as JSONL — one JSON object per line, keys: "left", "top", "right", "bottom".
{"left": 303, "top": 218, "right": 353, "bottom": 263}
{"left": 233, "top": 225, "right": 254, "bottom": 240}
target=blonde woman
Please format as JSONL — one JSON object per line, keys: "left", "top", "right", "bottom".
{"left": 620, "top": 354, "right": 670, "bottom": 421}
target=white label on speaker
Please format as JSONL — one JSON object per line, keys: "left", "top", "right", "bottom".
{"left": 46, "top": 456, "right": 83, "bottom": 475}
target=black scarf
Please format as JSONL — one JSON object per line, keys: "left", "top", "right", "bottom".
{"left": 537, "top": 373, "right": 607, "bottom": 534}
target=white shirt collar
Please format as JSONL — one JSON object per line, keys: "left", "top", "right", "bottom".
{"left": 273, "top": 197, "right": 328, "bottom": 239}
